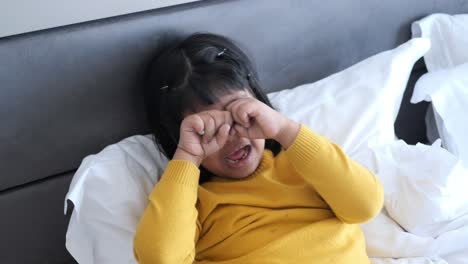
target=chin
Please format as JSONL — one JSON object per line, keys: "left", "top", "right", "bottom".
{"left": 227, "top": 170, "right": 254, "bottom": 179}
{"left": 223, "top": 152, "right": 261, "bottom": 179}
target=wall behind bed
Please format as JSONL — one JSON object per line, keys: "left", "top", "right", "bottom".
{"left": 0, "top": 0, "right": 200, "bottom": 38}
{"left": 1, "top": 0, "right": 468, "bottom": 263}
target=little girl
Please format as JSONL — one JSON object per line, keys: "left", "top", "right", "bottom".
{"left": 134, "top": 33, "right": 384, "bottom": 264}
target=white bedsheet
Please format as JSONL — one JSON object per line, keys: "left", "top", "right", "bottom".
{"left": 370, "top": 257, "right": 448, "bottom": 264}
{"left": 361, "top": 140, "right": 468, "bottom": 264}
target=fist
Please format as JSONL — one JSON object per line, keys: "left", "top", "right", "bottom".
{"left": 175, "top": 110, "right": 233, "bottom": 166}
{"left": 226, "top": 97, "right": 300, "bottom": 149}
{"left": 226, "top": 97, "right": 287, "bottom": 140}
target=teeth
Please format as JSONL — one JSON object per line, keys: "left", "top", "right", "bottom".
{"left": 225, "top": 146, "right": 250, "bottom": 164}
{"left": 241, "top": 148, "right": 249, "bottom": 159}
{"left": 226, "top": 158, "right": 239, "bottom": 164}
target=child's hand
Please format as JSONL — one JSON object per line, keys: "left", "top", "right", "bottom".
{"left": 226, "top": 98, "right": 300, "bottom": 149}
{"left": 174, "top": 110, "right": 233, "bottom": 166}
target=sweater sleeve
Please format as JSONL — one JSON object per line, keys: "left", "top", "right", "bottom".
{"left": 133, "top": 160, "right": 201, "bottom": 264}
{"left": 285, "top": 124, "right": 384, "bottom": 224}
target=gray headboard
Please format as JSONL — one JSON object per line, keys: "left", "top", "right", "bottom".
{"left": 1, "top": 0, "right": 467, "bottom": 263}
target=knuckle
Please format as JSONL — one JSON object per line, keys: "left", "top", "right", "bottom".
{"left": 208, "top": 116, "right": 216, "bottom": 128}
{"left": 191, "top": 114, "right": 203, "bottom": 124}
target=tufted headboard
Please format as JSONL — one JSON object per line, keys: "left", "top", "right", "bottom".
{"left": 1, "top": 0, "right": 467, "bottom": 263}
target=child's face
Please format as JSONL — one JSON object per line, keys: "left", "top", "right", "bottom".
{"left": 191, "top": 90, "right": 265, "bottom": 180}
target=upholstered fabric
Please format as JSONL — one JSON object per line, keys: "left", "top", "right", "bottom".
{"left": 2, "top": 0, "right": 468, "bottom": 191}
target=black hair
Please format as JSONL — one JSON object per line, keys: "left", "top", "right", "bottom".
{"left": 144, "top": 32, "right": 281, "bottom": 183}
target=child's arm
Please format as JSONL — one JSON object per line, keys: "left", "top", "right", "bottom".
{"left": 227, "top": 97, "right": 383, "bottom": 224}
{"left": 133, "top": 160, "right": 201, "bottom": 264}
{"left": 283, "top": 123, "right": 384, "bottom": 224}
{"left": 134, "top": 110, "right": 233, "bottom": 263}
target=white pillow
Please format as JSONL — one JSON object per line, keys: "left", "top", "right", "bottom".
{"left": 268, "top": 38, "right": 430, "bottom": 163}
{"left": 412, "top": 13, "right": 468, "bottom": 72}
{"left": 64, "top": 38, "right": 429, "bottom": 264}
{"left": 411, "top": 62, "right": 468, "bottom": 169}
{"left": 64, "top": 135, "right": 168, "bottom": 264}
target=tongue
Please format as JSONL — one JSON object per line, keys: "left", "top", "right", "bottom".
{"left": 227, "top": 147, "right": 246, "bottom": 160}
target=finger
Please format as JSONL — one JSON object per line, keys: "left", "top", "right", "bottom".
{"left": 209, "top": 110, "right": 230, "bottom": 128}
{"left": 239, "top": 101, "right": 258, "bottom": 126}
{"left": 230, "top": 100, "right": 251, "bottom": 128}
{"left": 200, "top": 110, "right": 231, "bottom": 125}
{"left": 233, "top": 123, "right": 250, "bottom": 138}
{"left": 201, "top": 114, "right": 216, "bottom": 143}
{"left": 225, "top": 97, "right": 242, "bottom": 112}
{"left": 218, "top": 111, "right": 234, "bottom": 136}
{"left": 222, "top": 110, "right": 234, "bottom": 126}
{"left": 187, "top": 114, "right": 205, "bottom": 135}
{"left": 229, "top": 125, "right": 236, "bottom": 136}
{"left": 205, "top": 110, "right": 234, "bottom": 135}
{"left": 236, "top": 101, "right": 258, "bottom": 128}
{"left": 212, "top": 111, "right": 234, "bottom": 142}
{"left": 215, "top": 123, "right": 231, "bottom": 148}
{"left": 225, "top": 98, "right": 244, "bottom": 115}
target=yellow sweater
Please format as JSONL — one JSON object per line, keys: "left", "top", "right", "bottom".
{"left": 134, "top": 125, "right": 384, "bottom": 263}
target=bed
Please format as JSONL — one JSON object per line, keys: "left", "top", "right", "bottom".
{"left": 1, "top": 0, "right": 468, "bottom": 263}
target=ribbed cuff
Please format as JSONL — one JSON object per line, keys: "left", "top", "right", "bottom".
{"left": 285, "top": 124, "right": 323, "bottom": 165}
{"left": 160, "top": 160, "right": 200, "bottom": 189}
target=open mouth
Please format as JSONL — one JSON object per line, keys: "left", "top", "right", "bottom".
{"left": 224, "top": 145, "right": 251, "bottom": 164}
